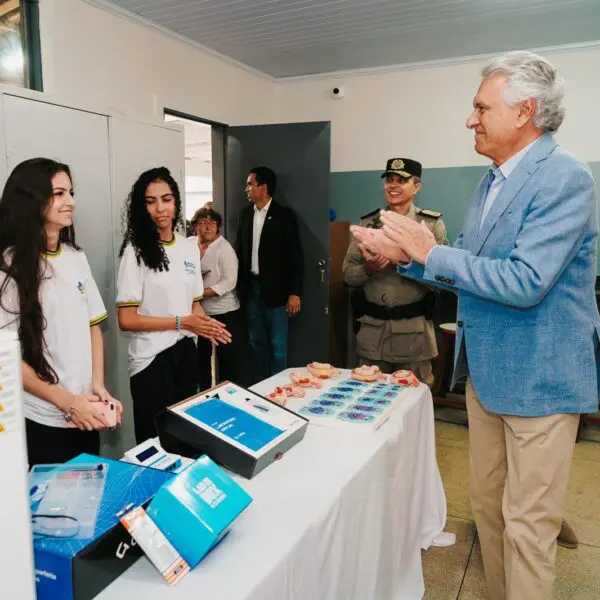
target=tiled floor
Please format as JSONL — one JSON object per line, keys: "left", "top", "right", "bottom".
{"left": 423, "top": 418, "right": 600, "bottom": 600}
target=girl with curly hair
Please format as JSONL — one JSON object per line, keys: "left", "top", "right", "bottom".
{"left": 0, "top": 158, "right": 122, "bottom": 465}
{"left": 117, "top": 167, "right": 230, "bottom": 443}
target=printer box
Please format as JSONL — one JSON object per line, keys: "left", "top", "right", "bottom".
{"left": 32, "top": 454, "right": 173, "bottom": 600}
{"left": 148, "top": 455, "right": 252, "bottom": 567}
{"left": 157, "top": 381, "right": 308, "bottom": 479}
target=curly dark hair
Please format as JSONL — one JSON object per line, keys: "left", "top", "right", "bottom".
{"left": 119, "top": 167, "right": 183, "bottom": 271}
{"left": 0, "top": 158, "right": 79, "bottom": 383}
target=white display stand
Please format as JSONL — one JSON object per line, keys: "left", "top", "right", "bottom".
{"left": 98, "top": 369, "right": 447, "bottom": 600}
{"left": 0, "top": 331, "right": 35, "bottom": 599}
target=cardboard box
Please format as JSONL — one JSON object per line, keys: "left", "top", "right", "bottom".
{"left": 157, "top": 381, "right": 308, "bottom": 479}
{"left": 32, "top": 454, "right": 173, "bottom": 600}
{"left": 147, "top": 455, "right": 252, "bottom": 567}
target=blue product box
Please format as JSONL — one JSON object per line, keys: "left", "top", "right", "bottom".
{"left": 32, "top": 454, "right": 173, "bottom": 600}
{"left": 147, "top": 455, "right": 252, "bottom": 567}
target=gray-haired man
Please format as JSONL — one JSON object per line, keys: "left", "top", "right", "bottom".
{"left": 352, "top": 51, "right": 596, "bottom": 600}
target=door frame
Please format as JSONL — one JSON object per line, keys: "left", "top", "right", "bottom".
{"left": 225, "top": 122, "right": 332, "bottom": 366}
{"left": 164, "top": 108, "right": 228, "bottom": 230}
{"left": 163, "top": 107, "right": 227, "bottom": 129}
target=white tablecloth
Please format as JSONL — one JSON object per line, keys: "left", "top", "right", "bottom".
{"left": 98, "top": 369, "right": 447, "bottom": 600}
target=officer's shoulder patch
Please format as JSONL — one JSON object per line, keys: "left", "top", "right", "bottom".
{"left": 360, "top": 208, "right": 381, "bottom": 221}
{"left": 418, "top": 208, "right": 442, "bottom": 219}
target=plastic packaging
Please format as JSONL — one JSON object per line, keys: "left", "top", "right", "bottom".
{"left": 29, "top": 462, "right": 108, "bottom": 539}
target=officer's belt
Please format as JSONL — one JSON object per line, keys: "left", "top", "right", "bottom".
{"left": 362, "top": 298, "right": 428, "bottom": 320}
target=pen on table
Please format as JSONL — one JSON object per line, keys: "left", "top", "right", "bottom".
{"left": 61, "top": 464, "right": 105, "bottom": 473}
{"left": 115, "top": 503, "right": 135, "bottom": 519}
{"left": 245, "top": 398, "right": 270, "bottom": 412}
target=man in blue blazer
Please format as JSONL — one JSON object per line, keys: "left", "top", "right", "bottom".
{"left": 352, "top": 52, "right": 599, "bottom": 600}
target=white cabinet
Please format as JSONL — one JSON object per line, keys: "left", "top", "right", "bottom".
{"left": 0, "top": 92, "right": 184, "bottom": 455}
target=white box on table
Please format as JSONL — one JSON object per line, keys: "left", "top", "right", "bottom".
{"left": 157, "top": 381, "right": 308, "bottom": 479}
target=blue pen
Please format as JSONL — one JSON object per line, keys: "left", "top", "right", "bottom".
{"left": 60, "top": 464, "right": 104, "bottom": 473}
{"left": 246, "top": 397, "right": 270, "bottom": 413}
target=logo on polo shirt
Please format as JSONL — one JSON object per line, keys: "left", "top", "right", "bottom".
{"left": 184, "top": 260, "right": 196, "bottom": 275}
{"left": 77, "top": 281, "right": 85, "bottom": 295}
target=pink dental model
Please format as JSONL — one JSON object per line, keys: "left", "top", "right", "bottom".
{"left": 284, "top": 385, "right": 306, "bottom": 398}
{"left": 306, "top": 362, "right": 341, "bottom": 379}
{"left": 265, "top": 384, "right": 306, "bottom": 407}
{"left": 266, "top": 387, "right": 288, "bottom": 406}
{"left": 289, "top": 371, "right": 324, "bottom": 389}
{"left": 351, "top": 365, "right": 387, "bottom": 382}
{"left": 391, "top": 370, "right": 420, "bottom": 387}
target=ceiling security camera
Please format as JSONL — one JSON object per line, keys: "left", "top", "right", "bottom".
{"left": 331, "top": 86, "right": 344, "bottom": 99}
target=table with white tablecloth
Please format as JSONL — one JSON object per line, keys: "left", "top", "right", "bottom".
{"left": 98, "top": 368, "right": 447, "bottom": 600}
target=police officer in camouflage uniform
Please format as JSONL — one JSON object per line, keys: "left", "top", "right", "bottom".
{"left": 343, "top": 158, "right": 447, "bottom": 386}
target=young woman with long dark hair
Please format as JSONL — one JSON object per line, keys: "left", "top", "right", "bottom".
{"left": 0, "top": 158, "right": 122, "bottom": 466}
{"left": 117, "top": 167, "right": 230, "bottom": 443}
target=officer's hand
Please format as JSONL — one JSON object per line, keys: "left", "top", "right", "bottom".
{"left": 360, "top": 245, "right": 390, "bottom": 272}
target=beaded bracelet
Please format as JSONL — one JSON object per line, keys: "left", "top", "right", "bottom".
{"left": 175, "top": 315, "right": 181, "bottom": 334}
{"left": 63, "top": 394, "right": 75, "bottom": 423}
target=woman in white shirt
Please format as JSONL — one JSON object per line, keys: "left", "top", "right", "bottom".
{"left": 0, "top": 158, "right": 122, "bottom": 465}
{"left": 192, "top": 207, "right": 249, "bottom": 389}
{"left": 117, "top": 168, "right": 231, "bottom": 443}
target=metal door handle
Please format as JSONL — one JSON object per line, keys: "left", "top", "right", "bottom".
{"left": 318, "top": 259, "right": 326, "bottom": 283}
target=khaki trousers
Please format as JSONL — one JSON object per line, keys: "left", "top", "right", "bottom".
{"left": 466, "top": 379, "right": 578, "bottom": 600}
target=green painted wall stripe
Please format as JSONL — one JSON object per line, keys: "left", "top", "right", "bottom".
{"left": 23, "top": 0, "right": 43, "bottom": 92}
{"left": 332, "top": 161, "right": 600, "bottom": 273}
{"left": 331, "top": 165, "right": 486, "bottom": 243}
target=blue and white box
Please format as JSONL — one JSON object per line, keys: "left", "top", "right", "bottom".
{"left": 147, "top": 455, "right": 252, "bottom": 567}
{"left": 31, "top": 454, "right": 173, "bottom": 600}
{"left": 159, "top": 381, "right": 308, "bottom": 478}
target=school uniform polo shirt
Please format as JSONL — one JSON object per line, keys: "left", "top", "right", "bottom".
{"left": 0, "top": 245, "right": 107, "bottom": 428}
{"left": 116, "top": 233, "right": 204, "bottom": 377}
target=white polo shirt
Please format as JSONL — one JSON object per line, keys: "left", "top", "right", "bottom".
{"left": 0, "top": 245, "right": 107, "bottom": 428}
{"left": 116, "top": 234, "right": 204, "bottom": 377}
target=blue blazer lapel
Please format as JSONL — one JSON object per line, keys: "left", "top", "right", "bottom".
{"left": 473, "top": 133, "right": 557, "bottom": 255}
{"left": 463, "top": 176, "right": 489, "bottom": 251}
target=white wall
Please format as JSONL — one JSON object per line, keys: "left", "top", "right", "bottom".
{"left": 275, "top": 45, "right": 600, "bottom": 171}
{"left": 185, "top": 173, "right": 213, "bottom": 221}
{"left": 39, "top": 0, "right": 275, "bottom": 126}
{"left": 36, "top": 1, "right": 600, "bottom": 169}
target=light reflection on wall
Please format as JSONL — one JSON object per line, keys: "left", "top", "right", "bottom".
{"left": 0, "top": 1, "right": 25, "bottom": 88}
